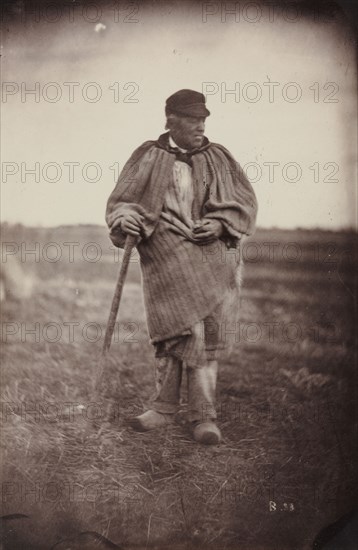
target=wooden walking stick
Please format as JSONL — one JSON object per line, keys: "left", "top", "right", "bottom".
{"left": 93, "top": 233, "right": 139, "bottom": 397}
{"left": 102, "top": 233, "right": 139, "bottom": 356}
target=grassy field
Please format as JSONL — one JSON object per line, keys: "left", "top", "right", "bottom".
{"left": 0, "top": 224, "right": 357, "bottom": 549}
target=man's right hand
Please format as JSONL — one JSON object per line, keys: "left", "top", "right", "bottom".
{"left": 114, "top": 212, "right": 144, "bottom": 236}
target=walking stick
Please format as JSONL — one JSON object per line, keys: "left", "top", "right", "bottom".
{"left": 94, "top": 233, "right": 139, "bottom": 395}
{"left": 102, "top": 233, "right": 139, "bottom": 356}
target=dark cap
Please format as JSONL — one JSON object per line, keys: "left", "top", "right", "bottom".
{"left": 165, "top": 89, "right": 210, "bottom": 117}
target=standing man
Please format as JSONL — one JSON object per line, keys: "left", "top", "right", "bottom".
{"left": 106, "top": 89, "right": 257, "bottom": 445}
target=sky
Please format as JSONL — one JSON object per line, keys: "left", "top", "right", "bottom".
{"left": 1, "top": 1, "right": 357, "bottom": 229}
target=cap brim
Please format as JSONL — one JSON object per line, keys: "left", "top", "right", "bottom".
{"left": 172, "top": 104, "right": 210, "bottom": 117}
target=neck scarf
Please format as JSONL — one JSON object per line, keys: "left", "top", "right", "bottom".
{"left": 160, "top": 132, "right": 210, "bottom": 167}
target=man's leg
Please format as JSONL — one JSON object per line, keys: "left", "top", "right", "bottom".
{"left": 152, "top": 355, "right": 183, "bottom": 414}
{"left": 130, "top": 355, "right": 182, "bottom": 431}
{"left": 187, "top": 359, "right": 218, "bottom": 423}
{"left": 187, "top": 360, "right": 221, "bottom": 444}
{"left": 185, "top": 308, "right": 224, "bottom": 444}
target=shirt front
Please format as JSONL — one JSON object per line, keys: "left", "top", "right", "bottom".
{"left": 161, "top": 136, "right": 195, "bottom": 229}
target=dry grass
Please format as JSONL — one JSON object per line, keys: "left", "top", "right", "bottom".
{"left": 0, "top": 224, "right": 357, "bottom": 549}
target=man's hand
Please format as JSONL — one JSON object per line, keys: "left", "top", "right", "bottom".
{"left": 112, "top": 212, "right": 144, "bottom": 237}
{"left": 192, "top": 219, "right": 223, "bottom": 244}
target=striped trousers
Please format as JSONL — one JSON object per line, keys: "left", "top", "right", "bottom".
{"left": 151, "top": 302, "right": 226, "bottom": 422}
{"left": 151, "top": 356, "right": 218, "bottom": 422}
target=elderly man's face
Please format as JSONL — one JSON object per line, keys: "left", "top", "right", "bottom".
{"left": 170, "top": 115, "right": 206, "bottom": 150}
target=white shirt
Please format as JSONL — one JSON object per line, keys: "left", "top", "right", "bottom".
{"left": 163, "top": 136, "right": 194, "bottom": 227}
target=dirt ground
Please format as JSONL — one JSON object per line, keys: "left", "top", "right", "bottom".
{"left": 1, "top": 224, "right": 357, "bottom": 549}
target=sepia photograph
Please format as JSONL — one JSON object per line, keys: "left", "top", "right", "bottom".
{"left": 1, "top": 0, "right": 357, "bottom": 548}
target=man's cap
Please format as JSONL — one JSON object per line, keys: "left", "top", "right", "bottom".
{"left": 165, "top": 89, "right": 210, "bottom": 117}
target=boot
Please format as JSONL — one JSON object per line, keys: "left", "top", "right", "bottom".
{"left": 192, "top": 420, "right": 222, "bottom": 445}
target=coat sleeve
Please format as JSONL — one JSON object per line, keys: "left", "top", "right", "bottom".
{"left": 202, "top": 144, "right": 258, "bottom": 246}
{"left": 105, "top": 141, "right": 155, "bottom": 248}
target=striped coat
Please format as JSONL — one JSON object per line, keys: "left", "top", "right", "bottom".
{"left": 106, "top": 132, "right": 257, "bottom": 343}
